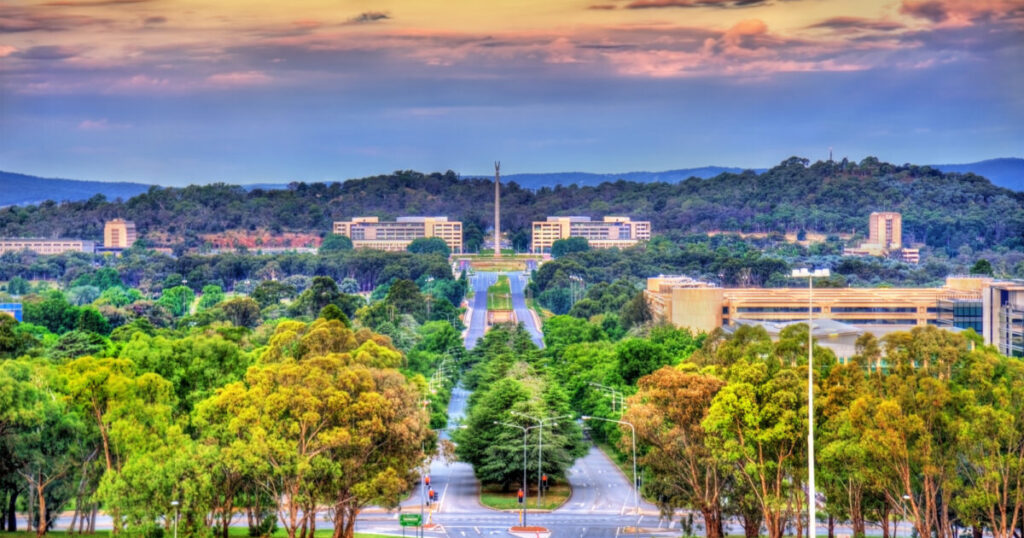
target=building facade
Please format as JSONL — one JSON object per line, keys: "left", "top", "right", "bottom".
{"left": 843, "top": 211, "right": 920, "bottom": 263}
{"left": 983, "top": 280, "right": 1024, "bottom": 357}
{"left": 104, "top": 219, "right": 138, "bottom": 249}
{"left": 646, "top": 275, "right": 993, "bottom": 340}
{"left": 0, "top": 239, "right": 96, "bottom": 256}
{"left": 332, "top": 216, "right": 463, "bottom": 254}
{"left": 531, "top": 216, "right": 651, "bottom": 254}
{"left": 0, "top": 303, "right": 23, "bottom": 322}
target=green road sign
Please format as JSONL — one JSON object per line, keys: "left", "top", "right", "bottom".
{"left": 399, "top": 514, "right": 422, "bottom": 527}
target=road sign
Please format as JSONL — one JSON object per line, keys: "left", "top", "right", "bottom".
{"left": 399, "top": 514, "right": 422, "bottom": 527}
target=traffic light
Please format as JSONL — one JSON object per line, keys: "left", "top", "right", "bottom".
{"left": 428, "top": 488, "right": 436, "bottom": 503}
{"left": 425, "top": 475, "right": 430, "bottom": 486}
{"left": 541, "top": 475, "right": 549, "bottom": 490}
{"left": 517, "top": 489, "right": 524, "bottom": 504}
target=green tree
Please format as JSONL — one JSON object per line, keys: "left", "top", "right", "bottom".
{"left": 620, "top": 291, "right": 652, "bottom": 328}
{"left": 251, "top": 280, "right": 297, "bottom": 308}
{"left": 76, "top": 307, "right": 111, "bottom": 335}
{"left": 319, "top": 233, "right": 353, "bottom": 253}
{"left": 551, "top": 237, "right": 589, "bottom": 258}
{"left": 198, "top": 284, "right": 225, "bottom": 310}
{"left": 703, "top": 356, "right": 807, "bottom": 538}
{"left": 407, "top": 237, "right": 451, "bottom": 257}
{"left": 970, "top": 258, "right": 994, "bottom": 276}
{"left": 219, "top": 297, "right": 262, "bottom": 328}
{"left": 6, "top": 276, "right": 30, "bottom": 295}
{"left": 24, "top": 291, "right": 80, "bottom": 334}
{"left": 615, "top": 338, "right": 671, "bottom": 385}
{"left": 156, "top": 285, "right": 194, "bottom": 317}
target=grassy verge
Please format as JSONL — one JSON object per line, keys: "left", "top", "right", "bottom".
{"left": 479, "top": 484, "right": 571, "bottom": 511}
{"left": 486, "top": 276, "right": 512, "bottom": 311}
{"left": 525, "top": 298, "right": 553, "bottom": 321}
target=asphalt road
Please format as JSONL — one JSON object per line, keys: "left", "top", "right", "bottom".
{"left": 506, "top": 271, "right": 544, "bottom": 348}
{"left": 465, "top": 272, "right": 496, "bottom": 349}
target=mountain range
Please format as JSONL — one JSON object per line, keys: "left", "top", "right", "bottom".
{"left": 2, "top": 158, "right": 1022, "bottom": 207}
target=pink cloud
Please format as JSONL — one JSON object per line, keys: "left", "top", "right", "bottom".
{"left": 205, "top": 70, "right": 272, "bottom": 87}
{"left": 78, "top": 118, "right": 131, "bottom": 130}
{"left": 0, "top": 45, "right": 16, "bottom": 57}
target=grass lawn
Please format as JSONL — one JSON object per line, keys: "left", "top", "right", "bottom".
{"left": 479, "top": 483, "right": 571, "bottom": 511}
{"left": 486, "top": 276, "right": 512, "bottom": 311}
{"left": 525, "top": 298, "right": 553, "bottom": 321}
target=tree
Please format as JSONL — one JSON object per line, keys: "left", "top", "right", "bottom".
{"left": 703, "top": 357, "right": 807, "bottom": 538}
{"left": 23, "top": 291, "right": 79, "bottom": 334}
{"left": 219, "top": 297, "right": 261, "bottom": 328}
{"left": 407, "top": 237, "right": 451, "bottom": 257}
{"left": 198, "top": 284, "right": 225, "bottom": 310}
{"left": 620, "top": 291, "right": 652, "bottom": 328}
{"left": 156, "top": 285, "right": 194, "bottom": 317}
{"left": 76, "top": 307, "right": 111, "bottom": 335}
{"left": 970, "top": 258, "right": 993, "bottom": 276}
{"left": 251, "top": 280, "right": 296, "bottom": 308}
{"left": 319, "top": 234, "right": 353, "bottom": 254}
{"left": 200, "top": 326, "right": 429, "bottom": 538}
{"left": 0, "top": 316, "right": 37, "bottom": 358}
{"left": 625, "top": 366, "right": 726, "bottom": 538}
{"left": 616, "top": 338, "right": 671, "bottom": 386}
{"left": 6, "top": 276, "right": 29, "bottom": 295}
{"left": 551, "top": 237, "right": 589, "bottom": 258}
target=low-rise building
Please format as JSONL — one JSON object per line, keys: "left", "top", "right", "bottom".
{"left": 531, "top": 216, "right": 650, "bottom": 254}
{"left": 104, "top": 219, "right": 138, "bottom": 249}
{"left": 0, "top": 303, "right": 23, "bottom": 322}
{"left": 0, "top": 238, "right": 96, "bottom": 256}
{"left": 645, "top": 275, "right": 995, "bottom": 349}
{"left": 332, "top": 216, "right": 463, "bottom": 254}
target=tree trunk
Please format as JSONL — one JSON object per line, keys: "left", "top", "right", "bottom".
{"left": 701, "top": 507, "right": 722, "bottom": 538}
{"left": 89, "top": 504, "right": 97, "bottom": 533}
{"left": 36, "top": 482, "right": 47, "bottom": 538}
{"left": 973, "top": 525, "right": 983, "bottom": 538}
{"left": 743, "top": 507, "right": 763, "bottom": 538}
{"left": 829, "top": 513, "right": 835, "bottom": 538}
{"left": 881, "top": 504, "right": 891, "bottom": 538}
{"left": 6, "top": 488, "right": 17, "bottom": 532}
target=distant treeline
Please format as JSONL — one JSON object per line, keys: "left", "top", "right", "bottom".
{"left": 1, "top": 156, "right": 1021, "bottom": 253}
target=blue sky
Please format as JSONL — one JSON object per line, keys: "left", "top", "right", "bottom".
{"left": 1, "top": 0, "right": 1022, "bottom": 185}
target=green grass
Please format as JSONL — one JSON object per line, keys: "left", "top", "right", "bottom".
{"left": 486, "top": 276, "right": 513, "bottom": 311}
{"left": 479, "top": 483, "right": 571, "bottom": 511}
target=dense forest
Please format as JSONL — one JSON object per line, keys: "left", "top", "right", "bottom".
{"left": 1, "top": 157, "right": 1021, "bottom": 254}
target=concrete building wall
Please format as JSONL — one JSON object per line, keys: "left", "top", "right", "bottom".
{"left": 332, "top": 216, "right": 462, "bottom": 253}
{"left": 531, "top": 216, "right": 651, "bottom": 253}
{"left": 104, "top": 219, "right": 137, "bottom": 249}
{"left": 0, "top": 239, "right": 95, "bottom": 255}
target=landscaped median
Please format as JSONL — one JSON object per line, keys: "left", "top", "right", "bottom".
{"left": 486, "top": 275, "right": 513, "bottom": 311}
{"left": 479, "top": 483, "right": 571, "bottom": 511}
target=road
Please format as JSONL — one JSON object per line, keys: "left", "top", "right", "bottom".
{"left": 507, "top": 271, "right": 544, "bottom": 348}
{"left": 465, "top": 272, "right": 496, "bottom": 349}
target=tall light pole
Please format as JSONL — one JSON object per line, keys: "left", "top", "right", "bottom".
{"left": 791, "top": 267, "right": 829, "bottom": 538}
{"left": 582, "top": 416, "right": 639, "bottom": 518}
{"left": 511, "top": 412, "right": 572, "bottom": 508}
{"left": 170, "top": 500, "right": 179, "bottom": 538}
{"left": 588, "top": 382, "right": 625, "bottom": 413}
{"left": 495, "top": 421, "right": 538, "bottom": 526}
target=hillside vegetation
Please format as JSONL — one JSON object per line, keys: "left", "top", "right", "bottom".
{"left": 1, "top": 157, "right": 1021, "bottom": 253}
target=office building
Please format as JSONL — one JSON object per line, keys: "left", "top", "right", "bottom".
{"left": 531, "top": 216, "right": 651, "bottom": 254}
{"left": 983, "top": 280, "right": 1024, "bottom": 357}
{"left": 332, "top": 216, "right": 463, "bottom": 254}
{"left": 0, "top": 238, "right": 96, "bottom": 256}
{"left": 843, "top": 211, "right": 919, "bottom": 263}
{"left": 104, "top": 219, "right": 138, "bottom": 249}
{"left": 645, "top": 275, "right": 990, "bottom": 339}
{"left": 0, "top": 303, "right": 23, "bottom": 322}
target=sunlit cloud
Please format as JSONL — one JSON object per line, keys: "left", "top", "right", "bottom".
{"left": 205, "top": 70, "right": 272, "bottom": 88}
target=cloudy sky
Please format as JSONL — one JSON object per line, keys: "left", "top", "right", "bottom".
{"left": 1, "top": 0, "right": 1022, "bottom": 185}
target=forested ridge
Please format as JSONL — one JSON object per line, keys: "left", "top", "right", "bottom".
{"left": 2, "top": 156, "right": 1021, "bottom": 253}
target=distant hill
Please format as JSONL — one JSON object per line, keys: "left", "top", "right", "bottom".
{"left": 477, "top": 166, "right": 763, "bottom": 190}
{"left": 931, "top": 158, "right": 1024, "bottom": 191}
{"left": 0, "top": 171, "right": 152, "bottom": 207}
{"left": 1, "top": 157, "right": 1021, "bottom": 207}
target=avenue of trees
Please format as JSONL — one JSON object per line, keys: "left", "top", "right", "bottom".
{"left": 545, "top": 311, "right": 1024, "bottom": 538}
{"left": 0, "top": 264, "right": 469, "bottom": 538}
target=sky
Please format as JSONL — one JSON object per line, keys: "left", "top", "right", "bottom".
{"left": 0, "top": 0, "right": 1022, "bottom": 185}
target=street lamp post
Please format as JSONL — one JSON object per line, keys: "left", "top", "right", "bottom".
{"left": 170, "top": 500, "right": 179, "bottom": 538}
{"left": 581, "top": 416, "right": 639, "bottom": 516}
{"left": 495, "top": 421, "right": 538, "bottom": 526}
{"left": 511, "top": 412, "right": 572, "bottom": 508}
{"left": 588, "top": 382, "right": 625, "bottom": 412}
{"left": 791, "top": 267, "right": 829, "bottom": 538}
